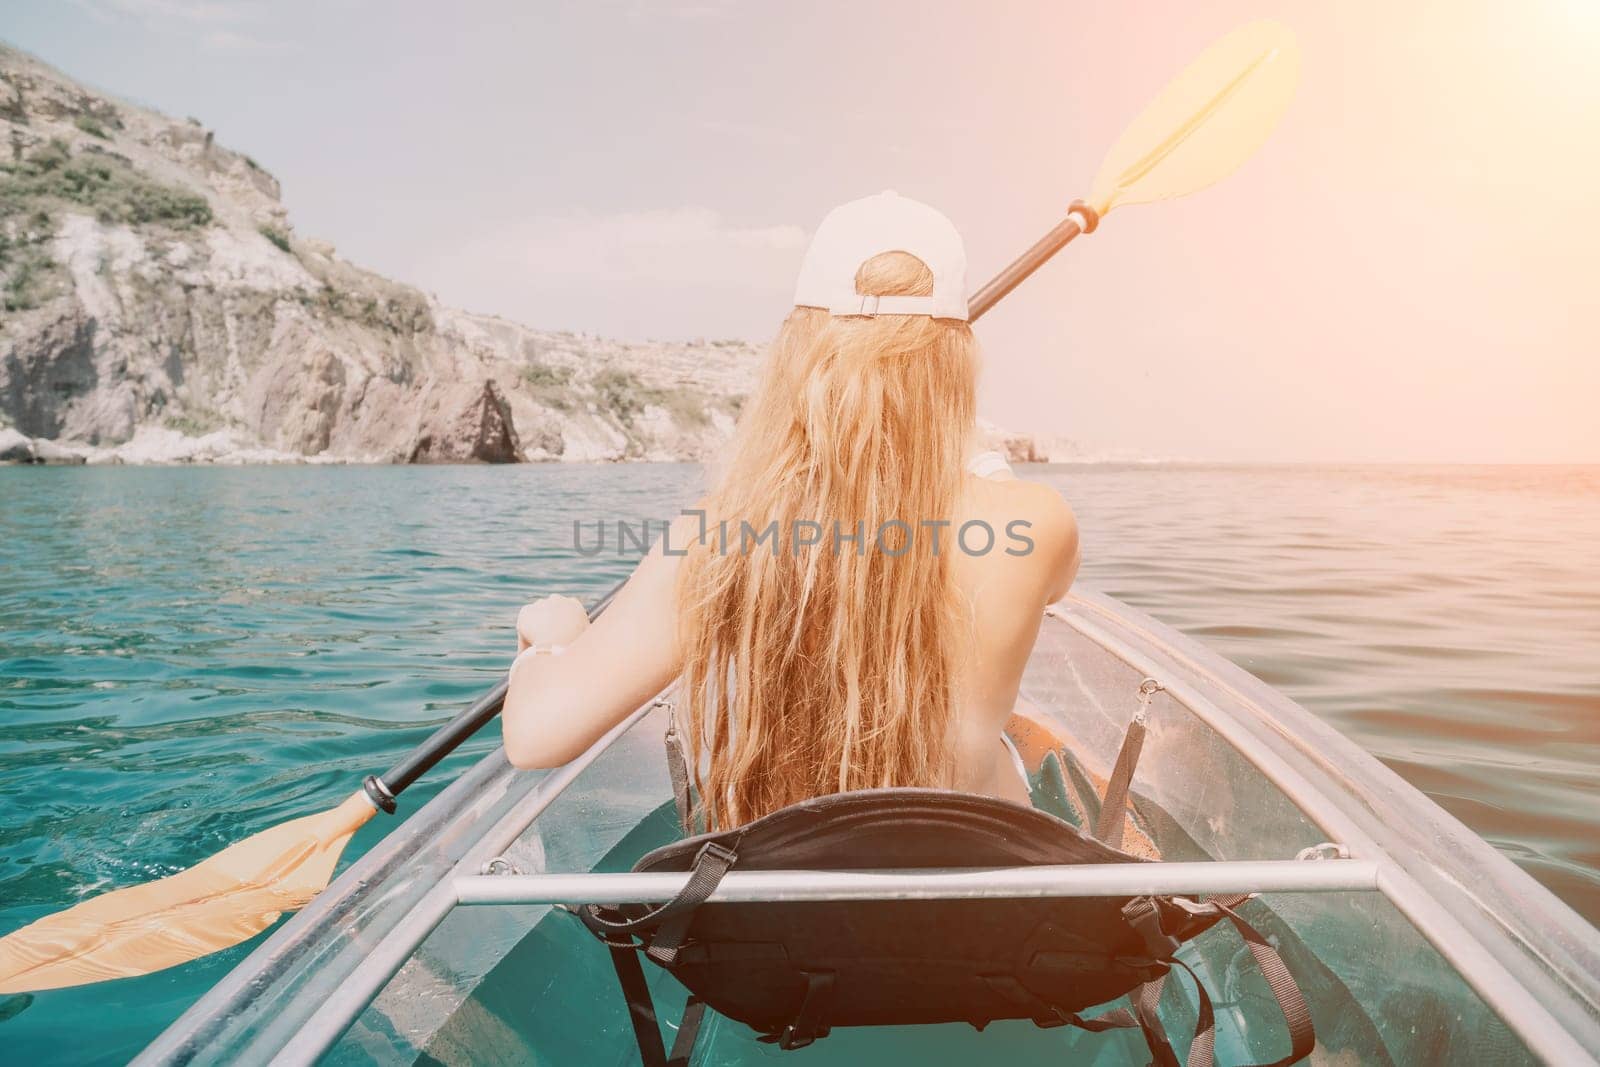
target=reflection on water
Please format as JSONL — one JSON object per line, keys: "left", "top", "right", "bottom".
{"left": 0, "top": 462, "right": 1596, "bottom": 1063}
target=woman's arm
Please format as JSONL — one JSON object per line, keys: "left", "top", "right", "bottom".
{"left": 502, "top": 527, "right": 688, "bottom": 769}
{"left": 1045, "top": 497, "right": 1081, "bottom": 603}
{"left": 1010, "top": 480, "right": 1081, "bottom": 605}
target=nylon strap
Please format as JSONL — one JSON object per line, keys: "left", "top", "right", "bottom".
{"left": 1213, "top": 902, "right": 1316, "bottom": 1066}
{"left": 1069, "top": 1007, "right": 1142, "bottom": 1033}
{"left": 582, "top": 841, "right": 738, "bottom": 1067}
{"left": 579, "top": 840, "right": 737, "bottom": 943}
{"left": 645, "top": 842, "right": 737, "bottom": 966}
{"left": 664, "top": 705, "right": 693, "bottom": 831}
{"left": 1131, "top": 974, "right": 1179, "bottom": 1067}
{"left": 1125, "top": 966, "right": 1218, "bottom": 1067}
{"left": 668, "top": 997, "right": 707, "bottom": 1067}
{"left": 1095, "top": 716, "right": 1147, "bottom": 847}
{"left": 1170, "top": 958, "right": 1217, "bottom": 1067}
{"left": 980, "top": 974, "right": 1147, "bottom": 1037}
{"left": 1120, "top": 894, "right": 1314, "bottom": 1065}
{"left": 1150, "top": 896, "right": 1316, "bottom": 1066}
{"left": 605, "top": 941, "right": 669, "bottom": 1067}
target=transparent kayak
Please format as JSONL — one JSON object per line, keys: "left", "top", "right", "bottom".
{"left": 134, "top": 591, "right": 1600, "bottom": 1065}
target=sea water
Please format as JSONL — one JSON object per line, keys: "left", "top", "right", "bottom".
{"left": 1, "top": 463, "right": 1596, "bottom": 1064}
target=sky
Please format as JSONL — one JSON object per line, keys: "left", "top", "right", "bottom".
{"left": 4, "top": 0, "right": 1598, "bottom": 462}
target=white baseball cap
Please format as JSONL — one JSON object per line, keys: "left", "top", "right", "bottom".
{"left": 792, "top": 191, "right": 968, "bottom": 321}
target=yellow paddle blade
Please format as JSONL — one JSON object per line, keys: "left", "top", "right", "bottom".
{"left": 1087, "top": 20, "right": 1301, "bottom": 217}
{"left": 0, "top": 791, "right": 375, "bottom": 994}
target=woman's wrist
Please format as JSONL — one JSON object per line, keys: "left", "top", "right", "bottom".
{"left": 509, "top": 641, "right": 566, "bottom": 687}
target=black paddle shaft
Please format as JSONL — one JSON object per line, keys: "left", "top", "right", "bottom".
{"left": 359, "top": 201, "right": 1103, "bottom": 814}
{"left": 363, "top": 580, "right": 627, "bottom": 814}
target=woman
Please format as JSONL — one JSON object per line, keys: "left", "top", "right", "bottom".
{"left": 503, "top": 191, "right": 1079, "bottom": 830}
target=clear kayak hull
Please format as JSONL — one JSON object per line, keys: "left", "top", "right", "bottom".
{"left": 135, "top": 591, "right": 1600, "bottom": 1065}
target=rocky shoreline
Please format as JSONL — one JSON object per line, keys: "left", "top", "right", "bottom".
{"left": 0, "top": 424, "right": 1141, "bottom": 468}
{"left": 0, "top": 422, "right": 328, "bottom": 464}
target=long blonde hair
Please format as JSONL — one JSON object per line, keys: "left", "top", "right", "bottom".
{"left": 676, "top": 252, "right": 978, "bottom": 829}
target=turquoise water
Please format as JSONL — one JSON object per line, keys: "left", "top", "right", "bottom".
{"left": 1, "top": 463, "right": 1597, "bottom": 1064}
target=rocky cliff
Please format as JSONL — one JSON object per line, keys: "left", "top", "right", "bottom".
{"left": 0, "top": 43, "right": 761, "bottom": 465}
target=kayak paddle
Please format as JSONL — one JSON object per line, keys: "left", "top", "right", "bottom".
{"left": 0, "top": 18, "right": 1299, "bottom": 996}
{"left": 970, "top": 19, "right": 1299, "bottom": 319}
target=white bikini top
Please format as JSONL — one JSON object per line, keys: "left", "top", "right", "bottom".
{"left": 965, "top": 448, "right": 1014, "bottom": 480}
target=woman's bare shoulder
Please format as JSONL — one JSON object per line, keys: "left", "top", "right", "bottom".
{"left": 960, "top": 477, "right": 1080, "bottom": 599}
{"left": 965, "top": 477, "right": 1076, "bottom": 541}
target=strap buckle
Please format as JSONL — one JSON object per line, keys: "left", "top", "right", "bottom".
{"left": 696, "top": 840, "right": 738, "bottom": 869}
{"left": 1121, "top": 897, "right": 1181, "bottom": 962}
{"left": 643, "top": 839, "right": 740, "bottom": 966}
{"left": 771, "top": 971, "right": 836, "bottom": 1050}
{"left": 778, "top": 1025, "right": 824, "bottom": 1051}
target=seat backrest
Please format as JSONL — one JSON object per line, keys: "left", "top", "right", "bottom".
{"left": 629, "top": 789, "right": 1215, "bottom": 1035}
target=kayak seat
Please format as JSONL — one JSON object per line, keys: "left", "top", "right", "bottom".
{"left": 577, "top": 788, "right": 1315, "bottom": 1067}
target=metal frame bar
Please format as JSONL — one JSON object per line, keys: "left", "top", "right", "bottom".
{"left": 455, "top": 859, "right": 1380, "bottom": 906}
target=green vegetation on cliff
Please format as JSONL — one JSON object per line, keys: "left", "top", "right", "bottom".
{"left": 257, "top": 224, "right": 290, "bottom": 252}
{"left": 593, "top": 367, "right": 710, "bottom": 429}
{"left": 1, "top": 138, "right": 213, "bottom": 311}
{"left": 519, "top": 361, "right": 576, "bottom": 410}
{"left": 1, "top": 139, "right": 212, "bottom": 228}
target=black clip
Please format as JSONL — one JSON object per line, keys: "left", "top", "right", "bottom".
{"left": 777, "top": 971, "right": 835, "bottom": 1049}
{"left": 1122, "top": 897, "right": 1181, "bottom": 962}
